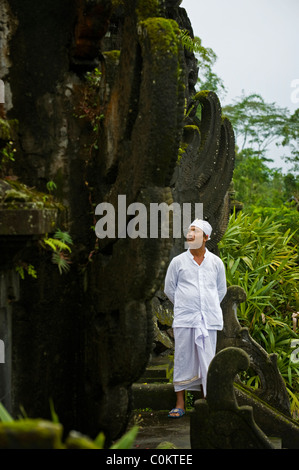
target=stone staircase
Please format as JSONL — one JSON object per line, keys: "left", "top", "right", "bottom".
{"left": 132, "top": 356, "right": 176, "bottom": 411}
{"left": 131, "top": 354, "right": 297, "bottom": 449}
{"left": 136, "top": 356, "right": 173, "bottom": 384}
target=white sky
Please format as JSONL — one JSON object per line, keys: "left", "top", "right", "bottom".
{"left": 181, "top": 0, "right": 299, "bottom": 171}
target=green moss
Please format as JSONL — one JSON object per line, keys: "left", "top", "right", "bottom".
{"left": 0, "top": 118, "right": 18, "bottom": 141}
{"left": 0, "top": 178, "right": 64, "bottom": 211}
{"left": 103, "top": 50, "right": 121, "bottom": 64}
{"left": 177, "top": 142, "right": 188, "bottom": 165}
{"left": 65, "top": 431, "right": 102, "bottom": 449}
{"left": 156, "top": 441, "right": 178, "bottom": 449}
{"left": 0, "top": 419, "right": 64, "bottom": 449}
{"left": 193, "top": 90, "right": 212, "bottom": 100}
{"left": 140, "top": 18, "right": 181, "bottom": 56}
{"left": 177, "top": 125, "right": 200, "bottom": 164}
{"left": 184, "top": 124, "right": 200, "bottom": 134}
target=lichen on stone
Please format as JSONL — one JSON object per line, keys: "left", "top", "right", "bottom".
{"left": 138, "top": 17, "right": 181, "bottom": 57}
{"left": 0, "top": 419, "right": 64, "bottom": 449}
{"left": 0, "top": 118, "right": 18, "bottom": 141}
{"left": 136, "top": 0, "right": 162, "bottom": 20}
{"left": 103, "top": 49, "right": 121, "bottom": 62}
{"left": 0, "top": 178, "right": 64, "bottom": 211}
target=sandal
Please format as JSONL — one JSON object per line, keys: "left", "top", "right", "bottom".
{"left": 168, "top": 408, "right": 185, "bottom": 418}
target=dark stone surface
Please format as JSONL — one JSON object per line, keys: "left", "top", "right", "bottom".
{"left": 190, "top": 347, "right": 275, "bottom": 449}
{"left": 218, "top": 285, "right": 291, "bottom": 416}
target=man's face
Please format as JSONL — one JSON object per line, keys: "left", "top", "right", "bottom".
{"left": 186, "top": 226, "right": 205, "bottom": 249}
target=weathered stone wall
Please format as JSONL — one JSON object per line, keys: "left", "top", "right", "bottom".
{"left": 0, "top": 0, "right": 235, "bottom": 443}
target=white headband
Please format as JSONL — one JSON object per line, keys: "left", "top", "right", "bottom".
{"left": 189, "top": 219, "right": 212, "bottom": 238}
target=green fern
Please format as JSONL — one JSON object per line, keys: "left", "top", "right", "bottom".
{"left": 43, "top": 238, "right": 71, "bottom": 253}
{"left": 41, "top": 229, "right": 73, "bottom": 274}
{"left": 54, "top": 228, "right": 73, "bottom": 246}
{"left": 15, "top": 263, "right": 37, "bottom": 280}
{"left": 51, "top": 252, "right": 71, "bottom": 275}
{"left": 179, "top": 29, "right": 202, "bottom": 53}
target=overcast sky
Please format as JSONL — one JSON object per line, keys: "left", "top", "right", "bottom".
{"left": 181, "top": 0, "right": 299, "bottom": 171}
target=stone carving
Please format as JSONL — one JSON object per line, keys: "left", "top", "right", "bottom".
{"left": 1, "top": 0, "right": 235, "bottom": 443}
{"left": 150, "top": 292, "right": 174, "bottom": 353}
{"left": 82, "top": 2, "right": 187, "bottom": 441}
{"left": 78, "top": 0, "right": 235, "bottom": 441}
{"left": 170, "top": 90, "right": 235, "bottom": 257}
{"left": 218, "top": 285, "right": 291, "bottom": 416}
{"left": 150, "top": 90, "right": 235, "bottom": 352}
{"left": 190, "top": 347, "right": 275, "bottom": 449}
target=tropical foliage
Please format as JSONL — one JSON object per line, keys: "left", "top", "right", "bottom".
{"left": 232, "top": 149, "right": 299, "bottom": 211}
{"left": 179, "top": 30, "right": 226, "bottom": 99}
{"left": 219, "top": 210, "right": 299, "bottom": 416}
{"left": 223, "top": 92, "right": 299, "bottom": 173}
{"left": 181, "top": 31, "right": 299, "bottom": 416}
{"left": 40, "top": 229, "right": 73, "bottom": 274}
{"left": 0, "top": 401, "right": 139, "bottom": 449}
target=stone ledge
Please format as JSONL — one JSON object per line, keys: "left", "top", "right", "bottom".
{"left": 132, "top": 383, "right": 176, "bottom": 411}
{"left": 0, "top": 205, "right": 61, "bottom": 235}
{"left": 0, "top": 179, "right": 66, "bottom": 236}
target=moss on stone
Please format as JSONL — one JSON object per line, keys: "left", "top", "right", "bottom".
{"left": 0, "top": 118, "right": 18, "bottom": 141}
{"left": 103, "top": 49, "right": 121, "bottom": 64}
{"left": 177, "top": 142, "right": 188, "bottom": 165}
{"left": 0, "top": 419, "right": 64, "bottom": 449}
{"left": 65, "top": 430, "right": 102, "bottom": 449}
{"left": 184, "top": 124, "right": 200, "bottom": 134}
{"left": 193, "top": 90, "right": 212, "bottom": 101}
{"left": 136, "top": 0, "right": 161, "bottom": 20}
{"left": 0, "top": 178, "right": 64, "bottom": 211}
{"left": 139, "top": 17, "right": 180, "bottom": 56}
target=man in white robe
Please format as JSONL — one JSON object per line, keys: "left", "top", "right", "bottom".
{"left": 164, "top": 219, "right": 227, "bottom": 417}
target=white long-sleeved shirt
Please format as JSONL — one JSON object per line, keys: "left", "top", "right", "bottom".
{"left": 164, "top": 248, "right": 227, "bottom": 330}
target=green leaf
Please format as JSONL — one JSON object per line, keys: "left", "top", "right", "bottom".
{"left": 94, "top": 432, "right": 106, "bottom": 449}
{"left": 0, "top": 402, "right": 14, "bottom": 422}
{"left": 109, "top": 425, "right": 139, "bottom": 449}
{"left": 49, "top": 398, "right": 59, "bottom": 424}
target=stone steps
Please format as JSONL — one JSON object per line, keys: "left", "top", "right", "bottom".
{"left": 132, "top": 382, "right": 176, "bottom": 411}
{"left": 136, "top": 363, "right": 172, "bottom": 384}
{"left": 132, "top": 384, "right": 284, "bottom": 448}
{"left": 132, "top": 356, "right": 288, "bottom": 448}
{"left": 133, "top": 357, "right": 175, "bottom": 409}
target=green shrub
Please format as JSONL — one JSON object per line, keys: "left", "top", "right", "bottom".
{"left": 219, "top": 210, "right": 299, "bottom": 416}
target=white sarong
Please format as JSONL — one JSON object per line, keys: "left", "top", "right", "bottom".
{"left": 172, "top": 320, "right": 217, "bottom": 396}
